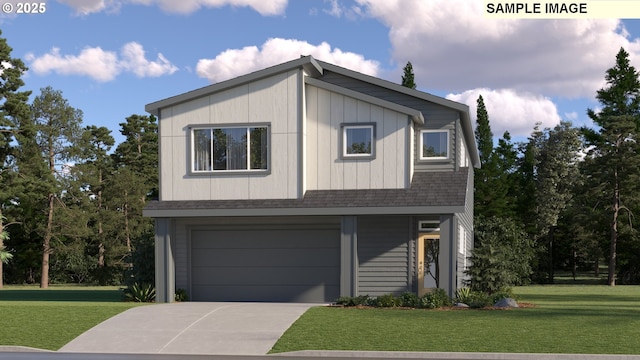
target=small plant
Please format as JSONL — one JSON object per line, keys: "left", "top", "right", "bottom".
{"left": 371, "top": 294, "right": 400, "bottom": 307}
{"left": 467, "top": 291, "right": 492, "bottom": 309}
{"left": 490, "top": 288, "right": 516, "bottom": 304}
{"left": 419, "top": 288, "right": 452, "bottom": 309}
{"left": 174, "top": 288, "right": 188, "bottom": 302}
{"left": 454, "top": 287, "right": 473, "bottom": 304}
{"left": 400, "top": 292, "right": 420, "bottom": 307}
{"left": 123, "top": 282, "right": 156, "bottom": 302}
{"left": 335, "top": 295, "right": 370, "bottom": 306}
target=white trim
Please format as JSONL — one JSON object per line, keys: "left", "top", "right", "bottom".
{"left": 341, "top": 124, "right": 375, "bottom": 158}
{"left": 419, "top": 129, "right": 450, "bottom": 160}
{"left": 189, "top": 124, "right": 270, "bottom": 174}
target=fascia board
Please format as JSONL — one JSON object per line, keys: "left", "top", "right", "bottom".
{"left": 145, "top": 56, "right": 323, "bottom": 116}
{"left": 143, "top": 205, "right": 465, "bottom": 218}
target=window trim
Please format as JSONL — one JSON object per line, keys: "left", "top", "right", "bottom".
{"left": 419, "top": 129, "right": 450, "bottom": 160}
{"left": 340, "top": 123, "right": 376, "bottom": 160}
{"left": 188, "top": 123, "right": 270, "bottom": 175}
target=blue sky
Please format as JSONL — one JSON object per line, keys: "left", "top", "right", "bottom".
{"left": 1, "top": 0, "right": 640, "bottom": 146}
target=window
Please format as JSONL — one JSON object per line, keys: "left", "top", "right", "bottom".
{"left": 342, "top": 124, "right": 375, "bottom": 159}
{"left": 191, "top": 125, "right": 268, "bottom": 173}
{"left": 420, "top": 130, "right": 449, "bottom": 160}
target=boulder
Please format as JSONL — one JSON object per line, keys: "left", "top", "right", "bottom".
{"left": 454, "top": 302, "right": 470, "bottom": 308}
{"left": 494, "top": 298, "right": 519, "bottom": 308}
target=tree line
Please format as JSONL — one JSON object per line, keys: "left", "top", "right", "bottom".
{"left": 0, "top": 31, "right": 157, "bottom": 288}
{"left": 465, "top": 48, "right": 640, "bottom": 289}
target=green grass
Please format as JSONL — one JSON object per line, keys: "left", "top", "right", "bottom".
{"left": 0, "top": 285, "right": 147, "bottom": 351}
{"left": 271, "top": 285, "right": 640, "bottom": 355}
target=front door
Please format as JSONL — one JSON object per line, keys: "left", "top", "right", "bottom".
{"left": 418, "top": 233, "right": 440, "bottom": 296}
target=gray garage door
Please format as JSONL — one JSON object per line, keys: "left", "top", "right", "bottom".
{"left": 190, "top": 227, "right": 340, "bottom": 302}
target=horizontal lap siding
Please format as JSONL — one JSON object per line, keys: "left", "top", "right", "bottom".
{"left": 357, "top": 216, "right": 410, "bottom": 296}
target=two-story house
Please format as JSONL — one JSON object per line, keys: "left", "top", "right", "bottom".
{"left": 144, "top": 56, "right": 480, "bottom": 303}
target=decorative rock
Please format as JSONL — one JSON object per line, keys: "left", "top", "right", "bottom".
{"left": 494, "top": 297, "right": 519, "bottom": 308}
{"left": 454, "top": 302, "right": 469, "bottom": 308}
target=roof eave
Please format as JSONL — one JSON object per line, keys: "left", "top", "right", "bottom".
{"left": 145, "top": 55, "right": 323, "bottom": 116}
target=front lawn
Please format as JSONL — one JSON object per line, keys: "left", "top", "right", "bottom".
{"left": 0, "top": 285, "right": 147, "bottom": 350}
{"left": 271, "top": 285, "right": 640, "bottom": 354}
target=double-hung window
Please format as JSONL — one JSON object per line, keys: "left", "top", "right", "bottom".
{"left": 420, "top": 129, "right": 449, "bottom": 160}
{"left": 341, "top": 123, "right": 375, "bottom": 159}
{"left": 191, "top": 125, "right": 269, "bottom": 173}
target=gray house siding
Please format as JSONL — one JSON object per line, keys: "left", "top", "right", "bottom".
{"left": 357, "top": 216, "right": 410, "bottom": 296}
{"left": 456, "top": 167, "right": 475, "bottom": 288}
{"left": 146, "top": 56, "right": 478, "bottom": 303}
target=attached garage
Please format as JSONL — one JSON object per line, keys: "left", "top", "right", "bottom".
{"left": 189, "top": 226, "right": 340, "bottom": 302}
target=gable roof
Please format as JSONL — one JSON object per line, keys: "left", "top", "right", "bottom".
{"left": 143, "top": 169, "right": 469, "bottom": 218}
{"left": 145, "top": 55, "right": 480, "bottom": 167}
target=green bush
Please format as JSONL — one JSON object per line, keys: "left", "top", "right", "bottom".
{"left": 400, "top": 292, "right": 420, "bottom": 307}
{"left": 123, "top": 282, "right": 156, "bottom": 302}
{"left": 467, "top": 291, "right": 492, "bottom": 309}
{"left": 174, "top": 288, "right": 188, "bottom": 302}
{"left": 371, "top": 294, "right": 400, "bottom": 307}
{"left": 419, "top": 289, "right": 452, "bottom": 309}
{"left": 335, "top": 295, "right": 370, "bottom": 306}
{"left": 454, "top": 287, "right": 473, "bottom": 304}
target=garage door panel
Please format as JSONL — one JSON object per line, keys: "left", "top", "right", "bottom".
{"left": 191, "top": 248, "right": 340, "bottom": 267}
{"left": 190, "top": 227, "right": 340, "bottom": 302}
{"left": 192, "top": 284, "right": 340, "bottom": 303}
{"left": 192, "top": 230, "right": 339, "bottom": 249}
{"left": 191, "top": 266, "right": 340, "bottom": 286}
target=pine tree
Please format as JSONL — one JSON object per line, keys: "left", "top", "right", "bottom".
{"left": 583, "top": 47, "right": 640, "bottom": 286}
{"left": 29, "top": 87, "right": 84, "bottom": 288}
{"left": 0, "top": 30, "right": 31, "bottom": 287}
{"left": 401, "top": 61, "right": 417, "bottom": 89}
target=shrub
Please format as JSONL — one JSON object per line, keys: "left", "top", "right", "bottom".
{"left": 454, "top": 287, "right": 473, "bottom": 304}
{"left": 371, "top": 294, "right": 400, "bottom": 307}
{"left": 174, "top": 288, "right": 188, "bottom": 302}
{"left": 419, "top": 289, "right": 452, "bottom": 309}
{"left": 400, "top": 292, "right": 420, "bottom": 307}
{"left": 490, "top": 288, "right": 516, "bottom": 304}
{"left": 123, "top": 282, "right": 156, "bottom": 302}
{"left": 467, "top": 291, "right": 492, "bottom": 309}
{"left": 466, "top": 216, "right": 535, "bottom": 294}
{"left": 335, "top": 295, "right": 370, "bottom": 306}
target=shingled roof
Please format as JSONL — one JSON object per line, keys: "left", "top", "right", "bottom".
{"left": 143, "top": 169, "right": 469, "bottom": 218}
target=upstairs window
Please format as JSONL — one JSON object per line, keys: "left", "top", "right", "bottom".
{"left": 191, "top": 125, "right": 269, "bottom": 173}
{"left": 341, "top": 123, "right": 375, "bottom": 159}
{"left": 420, "top": 130, "right": 449, "bottom": 160}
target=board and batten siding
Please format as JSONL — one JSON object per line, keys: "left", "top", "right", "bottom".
{"left": 159, "top": 70, "right": 301, "bottom": 201}
{"left": 305, "top": 84, "right": 409, "bottom": 191}
{"left": 318, "top": 71, "right": 460, "bottom": 172}
{"left": 357, "top": 216, "right": 411, "bottom": 296}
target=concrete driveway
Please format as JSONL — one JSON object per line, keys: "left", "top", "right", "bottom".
{"left": 59, "top": 302, "right": 316, "bottom": 356}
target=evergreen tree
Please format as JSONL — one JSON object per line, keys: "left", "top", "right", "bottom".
{"left": 110, "top": 114, "right": 158, "bottom": 285}
{"left": 583, "top": 47, "right": 640, "bottom": 286}
{"left": 401, "top": 61, "right": 417, "bottom": 89}
{"left": 534, "top": 122, "right": 582, "bottom": 282}
{"left": 29, "top": 87, "right": 84, "bottom": 288}
{"left": 0, "top": 30, "right": 31, "bottom": 287}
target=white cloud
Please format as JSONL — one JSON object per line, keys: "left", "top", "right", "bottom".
{"left": 196, "top": 38, "right": 380, "bottom": 83}
{"left": 57, "top": 0, "right": 111, "bottom": 14}
{"left": 564, "top": 112, "right": 578, "bottom": 121}
{"left": 120, "top": 42, "right": 178, "bottom": 78}
{"left": 26, "top": 42, "right": 177, "bottom": 82}
{"left": 354, "top": 0, "right": 640, "bottom": 99}
{"left": 26, "top": 46, "right": 120, "bottom": 82}
{"left": 57, "top": 0, "right": 288, "bottom": 15}
{"left": 447, "top": 88, "right": 562, "bottom": 137}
